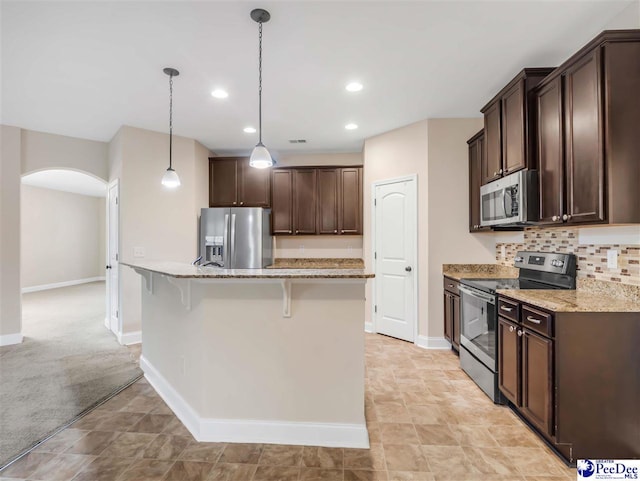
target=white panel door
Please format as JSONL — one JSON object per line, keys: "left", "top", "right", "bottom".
{"left": 107, "top": 182, "right": 119, "bottom": 335}
{"left": 374, "top": 179, "right": 416, "bottom": 342}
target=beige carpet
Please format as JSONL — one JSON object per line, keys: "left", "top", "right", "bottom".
{"left": 0, "top": 282, "right": 142, "bottom": 468}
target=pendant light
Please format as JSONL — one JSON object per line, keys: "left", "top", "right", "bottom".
{"left": 162, "top": 67, "right": 181, "bottom": 188}
{"left": 249, "top": 9, "right": 274, "bottom": 169}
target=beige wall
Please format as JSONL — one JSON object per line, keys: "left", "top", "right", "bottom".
{"left": 21, "top": 129, "right": 108, "bottom": 180}
{"left": 21, "top": 185, "right": 105, "bottom": 289}
{"left": 114, "top": 126, "right": 210, "bottom": 334}
{"left": 0, "top": 126, "right": 23, "bottom": 339}
{"left": 363, "top": 120, "right": 430, "bottom": 332}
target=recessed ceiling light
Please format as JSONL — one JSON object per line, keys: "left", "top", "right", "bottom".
{"left": 345, "top": 123, "right": 358, "bottom": 130}
{"left": 211, "top": 89, "right": 229, "bottom": 99}
{"left": 243, "top": 126, "right": 257, "bottom": 133}
{"left": 345, "top": 82, "right": 363, "bottom": 92}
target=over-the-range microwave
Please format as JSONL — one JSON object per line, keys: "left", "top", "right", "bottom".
{"left": 480, "top": 170, "right": 538, "bottom": 227}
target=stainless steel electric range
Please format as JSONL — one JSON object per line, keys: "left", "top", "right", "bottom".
{"left": 458, "top": 251, "right": 577, "bottom": 403}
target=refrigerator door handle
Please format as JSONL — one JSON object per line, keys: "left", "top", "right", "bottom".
{"left": 223, "top": 214, "right": 229, "bottom": 268}
{"left": 230, "top": 213, "right": 237, "bottom": 268}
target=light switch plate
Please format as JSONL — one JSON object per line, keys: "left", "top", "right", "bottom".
{"left": 133, "top": 247, "right": 145, "bottom": 258}
{"left": 607, "top": 249, "right": 618, "bottom": 268}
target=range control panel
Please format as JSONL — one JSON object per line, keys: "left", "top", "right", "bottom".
{"left": 513, "top": 251, "right": 577, "bottom": 275}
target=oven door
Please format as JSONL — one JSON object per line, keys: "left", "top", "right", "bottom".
{"left": 480, "top": 171, "right": 525, "bottom": 227}
{"left": 459, "top": 285, "right": 497, "bottom": 371}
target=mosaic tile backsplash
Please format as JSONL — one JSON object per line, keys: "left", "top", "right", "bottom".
{"left": 496, "top": 227, "right": 640, "bottom": 286}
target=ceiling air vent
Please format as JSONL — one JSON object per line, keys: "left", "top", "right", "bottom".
{"left": 289, "top": 139, "right": 307, "bottom": 144}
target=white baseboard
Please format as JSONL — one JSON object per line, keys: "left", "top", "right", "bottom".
{"left": 118, "top": 330, "right": 141, "bottom": 345}
{"left": 415, "top": 335, "right": 451, "bottom": 350}
{"left": 22, "top": 276, "right": 106, "bottom": 294}
{"left": 364, "top": 322, "right": 374, "bottom": 333}
{"left": 140, "top": 355, "right": 370, "bottom": 448}
{"left": 0, "top": 332, "right": 23, "bottom": 346}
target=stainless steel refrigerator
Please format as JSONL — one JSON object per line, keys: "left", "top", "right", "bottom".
{"left": 199, "top": 208, "right": 273, "bottom": 269}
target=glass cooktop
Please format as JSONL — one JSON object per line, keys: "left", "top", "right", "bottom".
{"left": 459, "top": 278, "right": 561, "bottom": 294}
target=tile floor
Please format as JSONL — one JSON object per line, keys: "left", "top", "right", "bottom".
{"left": 0, "top": 334, "right": 576, "bottom": 481}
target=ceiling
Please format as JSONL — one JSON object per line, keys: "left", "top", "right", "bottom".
{"left": 1, "top": 1, "right": 635, "bottom": 156}
{"left": 22, "top": 170, "right": 107, "bottom": 197}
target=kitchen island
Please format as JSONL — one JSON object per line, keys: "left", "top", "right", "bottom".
{"left": 123, "top": 261, "right": 374, "bottom": 448}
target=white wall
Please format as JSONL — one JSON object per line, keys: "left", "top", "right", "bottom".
{"left": 20, "top": 185, "right": 105, "bottom": 289}
{"left": 271, "top": 152, "right": 364, "bottom": 258}
{"left": 114, "top": 126, "right": 210, "bottom": 335}
{"left": 603, "top": 1, "right": 640, "bottom": 28}
{"left": 363, "top": 120, "right": 430, "bottom": 334}
{"left": 0, "top": 126, "right": 23, "bottom": 341}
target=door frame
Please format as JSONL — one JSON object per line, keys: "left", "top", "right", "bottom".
{"left": 371, "top": 174, "right": 419, "bottom": 343}
{"left": 106, "top": 179, "right": 121, "bottom": 338}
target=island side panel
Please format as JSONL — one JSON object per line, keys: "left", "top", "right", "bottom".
{"left": 198, "top": 280, "right": 366, "bottom": 425}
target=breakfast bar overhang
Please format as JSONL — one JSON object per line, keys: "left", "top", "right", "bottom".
{"left": 124, "top": 261, "right": 374, "bottom": 448}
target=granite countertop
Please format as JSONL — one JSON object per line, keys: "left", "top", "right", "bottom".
{"left": 122, "top": 261, "right": 374, "bottom": 279}
{"left": 498, "top": 278, "right": 640, "bottom": 313}
{"left": 442, "top": 263, "right": 519, "bottom": 281}
{"left": 267, "top": 258, "right": 365, "bottom": 269}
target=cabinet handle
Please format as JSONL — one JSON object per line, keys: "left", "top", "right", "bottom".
{"left": 562, "top": 214, "right": 572, "bottom": 221}
{"left": 509, "top": 325, "right": 514, "bottom": 332}
{"left": 448, "top": 284, "right": 454, "bottom": 288}
{"left": 289, "top": 230, "right": 292, "bottom": 234}
{"left": 295, "top": 230, "right": 299, "bottom": 234}
{"left": 493, "top": 171, "right": 497, "bottom": 176}
{"left": 240, "top": 201, "right": 244, "bottom": 206}
{"left": 517, "top": 330, "right": 523, "bottom": 337}
{"left": 341, "top": 230, "right": 345, "bottom": 233}
{"left": 334, "top": 230, "right": 337, "bottom": 233}
{"left": 500, "top": 306, "right": 513, "bottom": 312}
{"left": 499, "top": 168, "right": 503, "bottom": 174}
{"left": 526, "top": 316, "right": 542, "bottom": 324}
{"left": 552, "top": 215, "right": 559, "bottom": 221}
{"left": 233, "top": 202, "right": 237, "bottom": 205}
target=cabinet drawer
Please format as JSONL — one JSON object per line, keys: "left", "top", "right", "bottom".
{"left": 522, "top": 305, "right": 553, "bottom": 338}
{"left": 443, "top": 277, "right": 459, "bottom": 295}
{"left": 497, "top": 297, "right": 519, "bottom": 322}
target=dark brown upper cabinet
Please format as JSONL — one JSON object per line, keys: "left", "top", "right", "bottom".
{"left": 338, "top": 167, "right": 363, "bottom": 235}
{"left": 534, "top": 30, "right": 640, "bottom": 226}
{"left": 467, "top": 130, "right": 490, "bottom": 232}
{"left": 481, "top": 68, "right": 555, "bottom": 185}
{"left": 209, "top": 157, "right": 271, "bottom": 208}
{"left": 271, "top": 169, "right": 294, "bottom": 235}
{"left": 270, "top": 166, "right": 363, "bottom": 236}
{"left": 293, "top": 169, "right": 318, "bottom": 235}
{"left": 317, "top": 169, "right": 339, "bottom": 234}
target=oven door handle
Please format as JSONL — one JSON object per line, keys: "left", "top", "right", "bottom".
{"left": 502, "top": 189, "right": 510, "bottom": 218}
{"left": 458, "top": 285, "right": 496, "bottom": 305}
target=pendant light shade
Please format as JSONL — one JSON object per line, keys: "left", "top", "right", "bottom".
{"left": 250, "top": 9, "right": 274, "bottom": 169}
{"left": 162, "top": 67, "right": 181, "bottom": 188}
{"left": 250, "top": 142, "right": 273, "bottom": 169}
{"left": 162, "top": 167, "right": 181, "bottom": 188}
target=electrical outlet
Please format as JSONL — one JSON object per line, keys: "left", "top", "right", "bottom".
{"left": 607, "top": 249, "right": 618, "bottom": 269}
{"left": 133, "top": 247, "right": 145, "bottom": 258}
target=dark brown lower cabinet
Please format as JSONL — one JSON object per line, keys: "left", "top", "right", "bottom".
{"left": 521, "top": 329, "right": 554, "bottom": 437}
{"left": 443, "top": 278, "right": 460, "bottom": 351}
{"left": 498, "top": 317, "right": 520, "bottom": 405}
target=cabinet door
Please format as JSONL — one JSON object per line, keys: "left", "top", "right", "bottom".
{"left": 521, "top": 329, "right": 554, "bottom": 437}
{"left": 482, "top": 101, "right": 502, "bottom": 184}
{"left": 317, "top": 169, "right": 339, "bottom": 234}
{"left": 443, "top": 292, "right": 452, "bottom": 343}
{"left": 338, "top": 167, "right": 362, "bottom": 234}
{"left": 537, "top": 77, "right": 565, "bottom": 224}
{"left": 271, "top": 170, "right": 294, "bottom": 235}
{"left": 293, "top": 169, "right": 317, "bottom": 235}
{"left": 468, "top": 134, "right": 486, "bottom": 231}
{"left": 564, "top": 49, "right": 605, "bottom": 224}
{"left": 452, "top": 293, "right": 460, "bottom": 351}
{"left": 498, "top": 317, "right": 520, "bottom": 405}
{"left": 501, "top": 80, "right": 526, "bottom": 175}
{"left": 238, "top": 159, "right": 271, "bottom": 207}
{"left": 210, "top": 158, "right": 238, "bottom": 207}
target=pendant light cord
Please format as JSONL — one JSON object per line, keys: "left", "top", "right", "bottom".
{"left": 258, "top": 21, "right": 263, "bottom": 145}
{"left": 169, "top": 74, "right": 174, "bottom": 169}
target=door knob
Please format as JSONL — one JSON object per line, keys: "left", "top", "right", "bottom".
{"left": 562, "top": 214, "right": 571, "bottom": 221}
{"left": 105, "top": 265, "right": 112, "bottom": 269}
{"left": 405, "top": 266, "right": 412, "bottom": 272}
